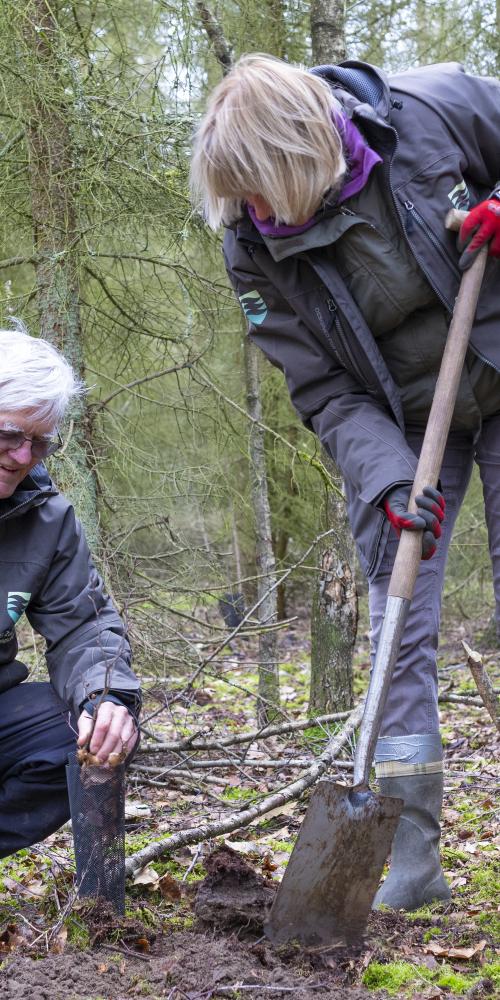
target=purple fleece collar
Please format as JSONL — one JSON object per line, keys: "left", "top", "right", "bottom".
{"left": 247, "top": 111, "right": 382, "bottom": 237}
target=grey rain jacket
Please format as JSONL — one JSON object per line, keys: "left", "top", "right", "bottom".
{"left": 0, "top": 464, "right": 140, "bottom": 716}
{"left": 223, "top": 61, "right": 500, "bottom": 579}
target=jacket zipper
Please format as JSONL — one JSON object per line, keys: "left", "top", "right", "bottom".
{"left": 327, "top": 297, "right": 376, "bottom": 389}
{"left": 403, "top": 200, "right": 460, "bottom": 284}
{"left": 367, "top": 510, "right": 387, "bottom": 579}
{"left": 0, "top": 488, "right": 54, "bottom": 522}
{"left": 0, "top": 496, "right": 38, "bottom": 522}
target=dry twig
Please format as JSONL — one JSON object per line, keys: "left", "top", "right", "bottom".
{"left": 462, "top": 640, "right": 500, "bottom": 732}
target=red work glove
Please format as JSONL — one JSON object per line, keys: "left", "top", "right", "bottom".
{"left": 458, "top": 187, "right": 500, "bottom": 269}
{"left": 383, "top": 485, "right": 446, "bottom": 560}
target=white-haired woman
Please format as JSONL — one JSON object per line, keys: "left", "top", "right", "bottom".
{"left": 0, "top": 325, "right": 140, "bottom": 858}
{"left": 191, "top": 54, "right": 500, "bottom": 911}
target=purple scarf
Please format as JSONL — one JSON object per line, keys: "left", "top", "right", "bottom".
{"left": 247, "top": 111, "right": 382, "bottom": 237}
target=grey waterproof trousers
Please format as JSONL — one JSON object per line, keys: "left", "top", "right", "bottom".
{"left": 370, "top": 415, "right": 500, "bottom": 747}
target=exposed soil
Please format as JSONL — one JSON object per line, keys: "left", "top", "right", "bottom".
{"left": 1, "top": 887, "right": 495, "bottom": 1000}
{"left": 0, "top": 928, "right": 377, "bottom": 1000}
{"left": 0, "top": 612, "right": 498, "bottom": 1000}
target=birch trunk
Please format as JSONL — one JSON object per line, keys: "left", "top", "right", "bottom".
{"left": 310, "top": 468, "right": 356, "bottom": 713}
{"left": 244, "top": 333, "right": 280, "bottom": 725}
{"left": 308, "top": 5, "right": 356, "bottom": 713}
{"left": 310, "top": 0, "right": 347, "bottom": 64}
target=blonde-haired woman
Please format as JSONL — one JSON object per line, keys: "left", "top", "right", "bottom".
{"left": 192, "top": 53, "right": 500, "bottom": 911}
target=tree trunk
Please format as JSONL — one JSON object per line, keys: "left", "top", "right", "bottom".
{"left": 309, "top": 466, "right": 357, "bottom": 713}
{"left": 308, "top": 4, "right": 356, "bottom": 713}
{"left": 244, "top": 333, "right": 280, "bottom": 725}
{"left": 196, "top": 6, "right": 279, "bottom": 722}
{"left": 22, "top": 1, "right": 99, "bottom": 549}
{"left": 310, "top": 0, "right": 346, "bottom": 64}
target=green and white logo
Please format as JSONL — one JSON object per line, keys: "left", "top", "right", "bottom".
{"left": 238, "top": 290, "right": 268, "bottom": 326}
{"left": 447, "top": 180, "right": 470, "bottom": 211}
{"left": 7, "top": 591, "right": 31, "bottom": 623}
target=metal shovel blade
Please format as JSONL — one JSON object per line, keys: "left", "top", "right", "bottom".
{"left": 264, "top": 779, "right": 402, "bottom": 947}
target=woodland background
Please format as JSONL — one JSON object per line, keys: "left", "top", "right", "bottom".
{"left": 0, "top": 0, "right": 497, "bottom": 714}
{"left": 0, "top": 4, "right": 498, "bottom": 998}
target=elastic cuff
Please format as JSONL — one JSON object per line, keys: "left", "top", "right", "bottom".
{"left": 80, "top": 691, "right": 141, "bottom": 723}
{"left": 376, "top": 759, "right": 443, "bottom": 778}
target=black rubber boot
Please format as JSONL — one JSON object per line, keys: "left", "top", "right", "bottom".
{"left": 373, "top": 771, "right": 451, "bottom": 911}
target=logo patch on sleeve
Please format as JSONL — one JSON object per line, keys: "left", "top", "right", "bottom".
{"left": 447, "top": 180, "right": 470, "bottom": 211}
{"left": 238, "top": 290, "right": 268, "bottom": 326}
{"left": 7, "top": 592, "right": 31, "bottom": 623}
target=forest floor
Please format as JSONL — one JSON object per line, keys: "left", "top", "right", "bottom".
{"left": 0, "top": 608, "right": 498, "bottom": 1000}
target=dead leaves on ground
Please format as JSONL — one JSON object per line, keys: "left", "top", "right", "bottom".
{"left": 132, "top": 866, "right": 183, "bottom": 901}
{"left": 424, "top": 938, "right": 488, "bottom": 961}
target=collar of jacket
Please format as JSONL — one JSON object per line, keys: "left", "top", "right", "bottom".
{"left": 310, "top": 59, "right": 393, "bottom": 123}
{"left": 0, "top": 463, "right": 58, "bottom": 523}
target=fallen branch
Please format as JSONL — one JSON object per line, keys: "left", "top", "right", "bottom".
{"left": 137, "top": 710, "right": 352, "bottom": 754}
{"left": 130, "top": 757, "right": 354, "bottom": 772}
{"left": 125, "top": 699, "right": 365, "bottom": 876}
{"left": 130, "top": 764, "right": 228, "bottom": 787}
{"left": 439, "top": 693, "right": 483, "bottom": 707}
{"left": 462, "top": 640, "right": 500, "bottom": 733}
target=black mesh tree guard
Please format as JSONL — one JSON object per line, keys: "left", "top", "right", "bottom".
{"left": 66, "top": 753, "right": 126, "bottom": 913}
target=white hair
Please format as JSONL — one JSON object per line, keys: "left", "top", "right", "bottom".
{"left": 191, "top": 53, "right": 346, "bottom": 229}
{"left": 0, "top": 321, "right": 85, "bottom": 426}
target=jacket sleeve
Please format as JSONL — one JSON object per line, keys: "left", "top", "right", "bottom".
{"left": 27, "top": 502, "right": 140, "bottom": 717}
{"left": 224, "top": 241, "right": 418, "bottom": 507}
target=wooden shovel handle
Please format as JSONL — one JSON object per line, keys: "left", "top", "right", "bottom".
{"left": 388, "top": 224, "right": 487, "bottom": 600}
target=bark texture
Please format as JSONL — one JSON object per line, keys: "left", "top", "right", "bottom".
{"left": 244, "top": 334, "right": 280, "bottom": 724}
{"left": 309, "top": 471, "right": 357, "bottom": 713}
{"left": 308, "top": 5, "right": 356, "bottom": 713}
{"left": 310, "top": 0, "right": 346, "bottom": 65}
{"left": 23, "top": 1, "right": 99, "bottom": 549}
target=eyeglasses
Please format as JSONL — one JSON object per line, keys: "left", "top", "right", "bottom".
{"left": 0, "top": 428, "right": 62, "bottom": 459}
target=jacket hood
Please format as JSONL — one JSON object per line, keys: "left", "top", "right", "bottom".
{"left": 0, "top": 463, "right": 58, "bottom": 522}
{"left": 310, "top": 60, "right": 392, "bottom": 123}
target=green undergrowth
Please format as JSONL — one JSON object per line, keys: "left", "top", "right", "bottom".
{"left": 406, "top": 904, "right": 449, "bottom": 924}
{"left": 467, "top": 861, "right": 499, "bottom": 901}
{"left": 221, "top": 786, "right": 258, "bottom": 802}
{"left": 362, "top": 958, "right": 500, "bottom": 995}
{"left": 125, "top": 831, "right": 170, "bottom": 855}
{"left": 65, "top": 916, "right": 91, "bottom": 948}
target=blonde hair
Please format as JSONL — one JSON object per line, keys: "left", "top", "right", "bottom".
{"left": 191, "top": 54, "right": 346, "bottom": 229}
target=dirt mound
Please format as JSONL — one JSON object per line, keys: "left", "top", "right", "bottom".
{"left": 193, "top": 844, "right": 277, "bottom": 930}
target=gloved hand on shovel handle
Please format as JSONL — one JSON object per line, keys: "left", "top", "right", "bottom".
{"left": 458, "top": 184, "right": 500, "bottom": 269}
{"left": 383, "top": 485, "right": 446, "bottom": 560}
